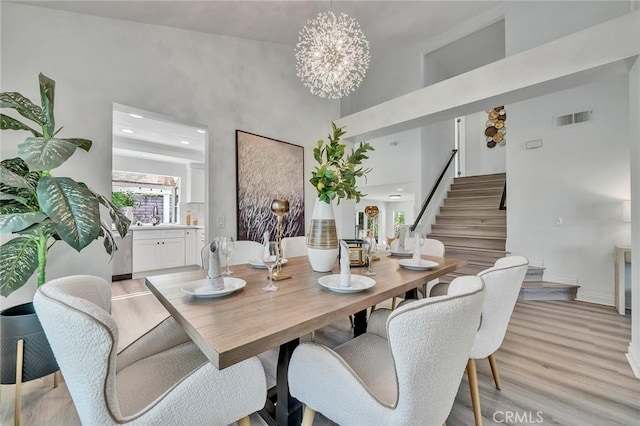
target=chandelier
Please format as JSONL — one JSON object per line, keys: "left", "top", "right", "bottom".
{"left": 295, "top": 11, "right": 371, "bottom": 99}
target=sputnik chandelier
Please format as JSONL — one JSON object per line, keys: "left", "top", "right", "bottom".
{"left": 295, "top": 10, "right": 371, "bottom": 99}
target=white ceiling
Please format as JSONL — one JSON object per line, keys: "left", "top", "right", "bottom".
{"left": 112, "top": 105, "right": 206, "bottom": 164}
{"left": 21, "top": 1, "right": 502, "bottom": 51}
{"left": 359, "top": 181, "right": 415, "bottom": 202}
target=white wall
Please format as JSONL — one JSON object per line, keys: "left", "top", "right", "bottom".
{"left": 1, "top": 3, "right": 338, "bottom": 307}
{"left": 507, "top": 75, "right": 630, "bottom": 304}
{"left": 505, "top": 1, "right": 630, "bottom": 55}
{"left": 463, "top": 110, "right": 507, "bottom": 176}
{"left": 359, "top": 128, "right": 421, "bottom": 187}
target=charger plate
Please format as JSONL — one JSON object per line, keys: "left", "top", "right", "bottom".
{"left": 397, "top": 259, "right": 439, "bottom": 271}
{"left": 181, "top": 277, "right": 246, "bottom": 298}
{"left": 318, "top": 274, "right": 376, "bottom": 293}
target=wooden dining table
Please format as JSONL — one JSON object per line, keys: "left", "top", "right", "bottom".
{"left": 145, "top": 252, "right": 466, "bottom": 426}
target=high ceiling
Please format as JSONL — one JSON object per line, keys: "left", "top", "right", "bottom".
{"left": 20, "top": 1, "right": 502, "bottom": 51}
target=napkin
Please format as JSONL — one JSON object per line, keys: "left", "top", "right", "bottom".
{"left": 340, "top": 240, "right": 351, "bottom": 287}
{"left": 412, "top": 233, "right": 422, "bottom": 265}
{"left": 207, "top": 240, "right": 225, "bottom": 290}
{"left": 398, "top": 225, "right": 407, "bottom": 252}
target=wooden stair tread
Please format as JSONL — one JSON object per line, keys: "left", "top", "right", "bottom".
{"left": 429, "top": 233, "right": 506, "bottom": 241}
{"left": 522, "top": 281, "right": 580, "bottom": 289}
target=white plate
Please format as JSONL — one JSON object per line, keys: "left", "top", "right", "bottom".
{"left": 397, "top": 259, "right": 439, "bottom": 271}
{"left": 389, "top": 250, "right": 413, "bottom": 257}
{"left": 248, "top": 258, "right": 288, "bottom": 269}
{"left": 181, "top": 277, "right": 246, "bottom": 298}
{"left": 318, "top": 274, "right": 376, "bottom": 293}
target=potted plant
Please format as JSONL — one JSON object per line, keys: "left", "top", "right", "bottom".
{"left": 0, "top": 74, "right": 130, "bottom": 387}
{"left": 112, "top": 190, "right": 137, "bottom": 221}
{"left": 307, "top": 122, "right": 374, "bottom": 271}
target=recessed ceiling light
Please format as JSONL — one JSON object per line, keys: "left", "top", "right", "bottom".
{"left": 129, "top": 113, "right": 143, "bottom": 118}
{"left": 122, "top": 129, "right": 134, "bottom": 134}
{"left": 389, "top": 194, "right": 402, "bottom": 199}
{"left": 196, "top": 129, "right": 206, "bottom": 134}
{"left": 142, "top": 154, "right": 149, "bottom": 157}
{"left": 396, "top": 188, "right": 404, "bottom": 191}
{"left": 181, "top": 141, "right": 190, "bottom": 145}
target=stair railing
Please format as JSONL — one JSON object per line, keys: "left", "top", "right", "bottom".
{"left": 410, "top": 149, "right": 458, "bottom": 232}
{"left": 499, "top": 182, "right": 507, "bottom": 210}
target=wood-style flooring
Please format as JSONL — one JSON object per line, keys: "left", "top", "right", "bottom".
{"left": 1, "top": 279, "right": 638, "bottom": 426}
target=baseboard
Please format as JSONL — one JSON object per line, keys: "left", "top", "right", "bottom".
{"left": 543, "top": 273, "right": 578, "bottom": 285}
{"left": 626, "top": 343, "right": 640, "bottom": 378}
{"left": 575, "top": 290, "right": 615, "bottom": 306}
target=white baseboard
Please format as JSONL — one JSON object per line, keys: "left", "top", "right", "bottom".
{"left": 575, "top": 290, "right": 615, "bottom": 306}
{"left": 543, "top": 273, "right": 578, "bottom": 285}
{"left": 626, "top": 343, "right": 640, "bottom": 378}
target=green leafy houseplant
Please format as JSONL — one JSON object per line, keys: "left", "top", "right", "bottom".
{"left": 111, "top": 190, "right": 136, "bottom": 209}
{"left": 0, "top": 73, "right": 130, "bottom": 297}
{"left": 310, "top": 123, "right": 374, "bottom": 204}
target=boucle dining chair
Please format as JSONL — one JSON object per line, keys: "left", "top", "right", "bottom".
{"left": 281, "top": 235, "right": 308, "bottom": 258}
{"left": 464, "top": 256, "right": 529, "bottom": 426}
{"left": 33, "top": 275, "right": 267, "bottom": 426}
{"left": 288, "top": 276, "right": 486, "bottom": 426}
{"left": 227, "top": 240, "right": 263, "bottom": 265}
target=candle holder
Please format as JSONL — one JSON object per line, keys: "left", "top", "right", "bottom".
{"left": 364, "top": 205, "right": 380, "bottom": 261}
{"left": 270, "top": 199, "right": 291, "bottom": 281}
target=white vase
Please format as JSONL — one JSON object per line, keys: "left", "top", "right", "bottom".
{"left": 307, "top": 199, "right": 339, "bottom": 272}
{"left": 124, "top": 207, "right": 134, "bottom": 221}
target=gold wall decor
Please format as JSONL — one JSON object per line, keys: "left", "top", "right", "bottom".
{"left": 485, "top": 106, "right": 506, "bottom": 148}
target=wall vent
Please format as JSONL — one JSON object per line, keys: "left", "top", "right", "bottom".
{"left": 556, "top": 110, "right": 592, "bottom": 127}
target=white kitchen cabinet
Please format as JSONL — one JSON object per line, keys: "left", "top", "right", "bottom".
{"left": 185, "top": 228, "right": 198, "bottom": 266}
{"left": 197, "top": 228, "right": 206, "bottom": 267}
{"left": 132, "top": 229, "right": 186, "bottom": 273}
{"left": 187, "top": 163, "right": 205, "bottom": 203}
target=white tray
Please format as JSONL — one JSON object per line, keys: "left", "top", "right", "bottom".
{"left": 248, "top": 258, "right": 288, "bottom": 269}
{"left": 318, "top": 274, "right": 376, "bottom": 293}
{"left": 181, "top": 277, "right": 246, "bottom": 298}
{"left": 397, "top": 259, "right": 439, "bottom": 271}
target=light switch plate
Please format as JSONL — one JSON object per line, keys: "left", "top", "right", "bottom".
{"left": 217, "top": 216, "right": 225, "bottom": 228}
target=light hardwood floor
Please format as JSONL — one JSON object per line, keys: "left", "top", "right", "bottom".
{"left": 1, "top": 279, "right": 638, "bottom": 426}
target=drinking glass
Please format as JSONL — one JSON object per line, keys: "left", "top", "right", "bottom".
{"left": 220, "top": 236, "right": 235, "bottom": 275}
{"left": 363, "top": 237, "right": 377, "bottom": 276}
{"left": 262, "top": 241, "right": 280, "bottom": 291}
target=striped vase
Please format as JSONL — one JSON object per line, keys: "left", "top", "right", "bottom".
{"left": 307, "top": 199, "right": 339, "bottom": 272}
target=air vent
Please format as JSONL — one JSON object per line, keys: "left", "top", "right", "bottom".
{"left": 556, "top": 110, "right": 592, "bottom": 127}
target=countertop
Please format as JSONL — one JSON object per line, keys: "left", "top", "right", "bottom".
{"left": 128, "top": 224, "right": 201, "bottom": 230}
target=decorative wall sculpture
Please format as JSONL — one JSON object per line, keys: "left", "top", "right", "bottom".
{"left": 236, "top": 131, "right": 305, "bottom": 242}
{"left": 485, "top": 106, "right": 506, "bottom": 148}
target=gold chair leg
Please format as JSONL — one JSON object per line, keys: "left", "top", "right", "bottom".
{"left": 488, "top": 354, "right": 502, "bottom": 390}
{"left": 310, "top": 331, "right": 315, "bottom": 342}
{"left": 391, "top": 297, "right": 397, "bottom": 310}
{"left": 15, "top": 339, "right": 24, "bottom": 426}
{"left": 237, "top": 416, "right": 250, "bottom": 426}
{"left": 349, "top": 315, "right": 354, "bottom": 328}
{"left": 302, "top": 406, "right": 316, "bottom": 426}
{"left": 53, "top": 371, "right": 60, "bottom": 388}
{"left": 466, "top": 359, "right": 483, "bottom": 426}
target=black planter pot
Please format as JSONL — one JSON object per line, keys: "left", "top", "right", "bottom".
{"left": 0, "top": 302, "right": 58, "bottom": 384}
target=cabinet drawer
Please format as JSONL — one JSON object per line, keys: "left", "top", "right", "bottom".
{"left": 133, "top": 230, "right": 162, "bottom": 241}
{"left": 161, "top": 229, "right": 186, "bottom": 239}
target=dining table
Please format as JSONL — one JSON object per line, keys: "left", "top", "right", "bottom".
{"left": 145, "top": 251, "right": 466, "bottom": 426}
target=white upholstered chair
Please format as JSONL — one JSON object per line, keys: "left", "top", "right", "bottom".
{"left": 226, "top": 240, "right": 263, "bottom": 265}
{"left": 33, "top": 275, "right": 267, "bottom": 426}
{"left": 464, "top": 256, "right": 529, "bottom": 426}
{"left": 288, "top": 276, "right": 486, "bottom": 426}
{"left": 281, "top": 236, "right": 308, "bottom": 258}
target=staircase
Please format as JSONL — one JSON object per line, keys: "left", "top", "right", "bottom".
{"left": 428, "top": 173, "right": 578, "bottom": 300}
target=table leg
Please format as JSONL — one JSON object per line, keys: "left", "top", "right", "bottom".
{"left": 353, "top": 309, "right": 367, "bottom": 337}
{"left": 276, "top": 338, "right": 302, "bottom": 426}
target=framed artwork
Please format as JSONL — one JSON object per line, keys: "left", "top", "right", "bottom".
{"left": 236, "top": 130, "right": 305, "bottom": 242}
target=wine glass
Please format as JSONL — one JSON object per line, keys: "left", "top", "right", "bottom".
{"left": 363, "top": 237, "right": 377, "bottom": 276}
{"left": 220, "top": 236, "right": 235, "bottom": 276}
{"left": 262, "top": 241, "right": 280, "bottom": 291}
